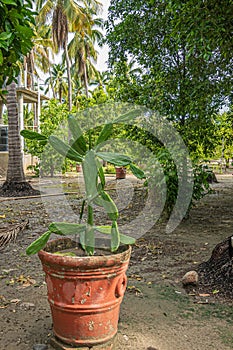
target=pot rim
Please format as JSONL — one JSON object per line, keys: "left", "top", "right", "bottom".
{"left": 38, "top": 237, "right": 131, "bottom": 270}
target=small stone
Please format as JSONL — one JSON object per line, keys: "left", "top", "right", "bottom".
{"left": 33, "top": 345, "right": 48, "bottom": 350}
{"left": 123, "top": 334, "right": 129, "bottom": 342}
{"left": 182, "top": 271, "right": 198, "bottom": 286}
{"left": 20, "top": 302, "right": 36, "bottom": 310}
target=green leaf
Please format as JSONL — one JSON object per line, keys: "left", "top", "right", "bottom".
{"left": 99, "top": 191, "right": 119, "bottom": 221}
{"left": 95, "top": 225, "right": 112, "bottom": 234}
{"left": 68, "top": 115, "right": 87, "bottom": 155}
{"left": 120, "top": 233, "right": 136, "bottom": 245}
{"left": 82, "top": 150, "right": 98, "bottom": 201}
{"left": 130, "top": 163, "right": 146, "bottom": 179}
{"left": 96, "top": 152, "right": 132, "bottom": 166}
{"left": 48, "top": 222, "right": 86, "bottom": 235}
{"left": 20, "top": 129, "right": 47, "bottom": 141}
{"left": 26, "top": 231, "right": 51, "bottom": 256}
{"left": 79, "top": 229, "right": 86, "bottom": 250}
{"left": 1, "top": 0, "right": 17, "bottom": 5}
{"left": 113, "top": 109, "right": 142, "bottom": 123}
{"left": 111, "top": 221, "right": 120, "bottom": 251}
{"left": 15, "top": 25, "right": 34, "bottom": 39}
{"left": 95, "top": 226, "right": 135, "bottom": 245}
{"left": 49, "top": 135, "right": 83, "bottom": 162}
{"left": 0, "top": 50, "right": 3, "bottom": 65}
{"left": 0, "top": 32, "right": 12, "bottom": 41}
{"left": 95, "top": 123, "right": 113, "bottom": 149}
{"left": 96, "top": 158, "right": 105, "bottom": 189}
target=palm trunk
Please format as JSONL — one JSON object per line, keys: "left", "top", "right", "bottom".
{"left": 0, "top": 82, "right": 40, "bottom": 197}
{"left": 49, "top": 65, "right": 56, "bottom": 99}
{"left": 83, "top": 64, "right": 89, "bottom": 98}
{"left": 6, "top": 82, "right": 25, "bottom": 183}
{"left": 64, "top": 43, "right": 72, "bottom": 111}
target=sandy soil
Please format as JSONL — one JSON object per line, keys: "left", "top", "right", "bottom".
{"left": 0, "top": 174, "right": 233, "bottom": 350}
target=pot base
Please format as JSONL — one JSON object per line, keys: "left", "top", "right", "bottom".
{"left": 39, "top": 238, "right": 131, "bottom": 347}
{"left": 50, "top": 336, "right": 116, "bottom": 350}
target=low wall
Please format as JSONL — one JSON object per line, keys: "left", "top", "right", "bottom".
{"left": 0, "top": 152, "right": 38, "bottom": 177}
{"left": 23, "top": 154, "right": 39, "bottom": 174}
{"left": 0, "top": 152, "right": 8, "bottom": 177}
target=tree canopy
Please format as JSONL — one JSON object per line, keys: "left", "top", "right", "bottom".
{"left": 106, "top": 0, "right": 233, "bottom": 121}
{"left": 0, "top": 0, "right": 35, "bottom": 89}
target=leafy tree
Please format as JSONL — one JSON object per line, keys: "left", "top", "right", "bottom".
{"left": 106, "top": 0, "right": 233, "bottom": 155}
{"left": 44, "top": 63, "right": 68, "bottom": 102}
{"left": 0, "top": 0, "right": 35, "bottom": 90}
{"left": 25, "top": 88, "right": 111, "bottom": 175}
{"left": 106, "top": 60, "right": 142, "bottom": 104}
{"left": 24, "top": 99, "right": 69, "bottom": 176}
{"left": 214, "top": 109, "right": 233, "bottom": 168}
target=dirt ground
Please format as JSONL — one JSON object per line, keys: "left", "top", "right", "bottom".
{"left": 0, "top": 173, "right": 233, "bottom": 350}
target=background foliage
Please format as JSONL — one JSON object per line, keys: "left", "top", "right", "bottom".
{"left": 0, "top": 0, "right": 35, "bottom": 89}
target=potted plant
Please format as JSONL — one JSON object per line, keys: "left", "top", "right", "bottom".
{"left": 115, "top": 166, "right": 127, "bottom": 179}
{"left": 76, "top": 163, "right": 82, "bottom": 172}
{"left": 21, "top": 111, "right": 145, "bottom": 348}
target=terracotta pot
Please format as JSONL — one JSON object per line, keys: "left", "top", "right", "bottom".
{"left": 76, "top": 164, "right": 82, "bottom": 172}
{"left": 115, "top": 166, "right": 126, "bottom": 180}
{"left": 38, "top": 238, "right": 131, "bottom": 347}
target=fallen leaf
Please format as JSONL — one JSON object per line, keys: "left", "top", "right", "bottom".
{"left": 212, "top": 289, "right": 219, "bottom": 294}
{"left": 10, "top": 299, "right": 21, "bottom": 304}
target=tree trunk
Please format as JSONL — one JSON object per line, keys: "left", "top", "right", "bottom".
{"left": 49, "top": 65, "right": 56, "bottom": 99}
{"left": 6, "top": 81, "right": 25, "bottom": 183}
{"left": 64, "top": 43, "right": 72, "bottom": 111}
{"left": 0, "top": 82, "right": 40, "bottom": 197}
{"left": 83, "top": 63, "right": 89, "bottom": 98}
{"left": 197, "top": 236, "right": 233, "bottom": 298}
{"left": 0, "top": 101, "right": 4, "bottom": 124}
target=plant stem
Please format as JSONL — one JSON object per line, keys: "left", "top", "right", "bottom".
{"left": 79, "top": 200, "right": 85, "bottom": 223}
{"left": 87, "top": 204, "right": 93, "bottom": 226}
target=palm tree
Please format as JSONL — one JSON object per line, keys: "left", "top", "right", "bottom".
{"left": 36, "top": 0, "right": 83, "bottom": 110}
{"left": 68, "top": 12, "right": 103, "bottom": 97}
{"left": 23, "top": 24, "right": 54, "bottom": 90}
{"left": 36, "top": 0, "right": 102, "bottom": 107}
{"left": 44, "top": 63, "right": 68, "bottom": 102}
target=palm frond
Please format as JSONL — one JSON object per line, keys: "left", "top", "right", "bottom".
{"left": 0, "top": 220, "right": 29, "bottom": 250}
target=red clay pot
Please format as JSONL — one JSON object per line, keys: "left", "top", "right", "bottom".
{"left": 38, "top": 238, "right": 131, "bottom": 347}
{"left": 115, "top": 166, "right": 126, "bottom": 180}
{"left": 76, "top": 164, "right": 82, "bottom": 172}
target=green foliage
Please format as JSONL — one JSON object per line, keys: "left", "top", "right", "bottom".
{"left": 146, "top": 148, "right": 211, "bottom": 218}
{"left": 104, "top": 163, "right": 115, "bottom": 174}
{"left": 23, "top": 100, "right": 69, "bottom": 176}
{"left": 106, "top": 0, "right": 233, "bottom": 156}
{"left": 105, "top": 0, "right": 233, "bottom": 216}
{"left": 112, "top": 123, "right": 211, "bottom": 217}
{"left": 192, "top": 164, "right": 212, "bottom": 202}
{"left": 74, "top": 86, "right": 111, "bottom": 110}
{"left": 0, "top": 0, "right": 35, "bottom": 89}
{"left": 214, "top": 109, "right": 233, "bottom": 167}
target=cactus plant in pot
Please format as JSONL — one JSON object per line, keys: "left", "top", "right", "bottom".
{"left": 21, "top": 110, "right": 145, "bottom": 348}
